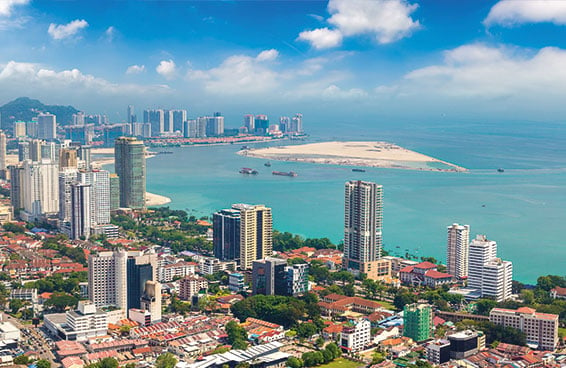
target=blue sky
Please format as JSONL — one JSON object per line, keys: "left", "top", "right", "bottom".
{"left": 2, "top": 0, "right": 566, "bottom": 125}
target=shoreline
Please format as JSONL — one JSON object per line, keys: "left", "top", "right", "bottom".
{"left": 146, "top": 192, "right": 172, "bottom": 207}
{"left": 239, "top": 141, "right": 467, "bottom": 172}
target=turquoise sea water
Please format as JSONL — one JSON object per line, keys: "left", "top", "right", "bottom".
{"left": 142, "top": 120, "right": 566, "bottom": 284}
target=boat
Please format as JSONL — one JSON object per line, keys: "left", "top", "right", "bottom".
{"left": 157, "top": 151, "right": 173, "bottom": 154}
{"left": 497, "top": 168, "right": 505, "bottom": 172}
{"left": 352, "top": 168, "right": 366, "bottom": 172}
{"left": 241, "top": 145, "right": 250, "bottom": 150}
{"left": 272, "top": 171, "right": 297, "bottom": 177}
{"left": 239, "top": 168, "right": 258, "bottom": 175}
{"left": 264, "top": 162, "right": 271, "bottom": 167}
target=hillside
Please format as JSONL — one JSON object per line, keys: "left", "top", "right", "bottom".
{"left": 0, "top": 97, "right": 79, "bottom": 129}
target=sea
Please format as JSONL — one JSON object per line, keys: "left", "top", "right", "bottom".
{"left": 139, "top": 120, "right": 566, "bottom": 284}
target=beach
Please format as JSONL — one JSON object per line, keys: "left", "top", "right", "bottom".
{"left": 238, "top": 141, "right": 467, "bottom": 172}
{"left": 146, "top": 192, "right": 171, "bottom": 207}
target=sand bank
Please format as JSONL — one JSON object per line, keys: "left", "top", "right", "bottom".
{"left": 146, "top": 192, "right": 171, "bottom": 207}
{"left": 239, "top": 141, "right": 467, "bottom": 172}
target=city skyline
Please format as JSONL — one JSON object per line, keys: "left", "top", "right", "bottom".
{"left": 2, "top": 1, "right": 566, "bottom": 124}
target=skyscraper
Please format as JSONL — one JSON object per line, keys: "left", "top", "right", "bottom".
{"left": 59, "top": 148, "right": 78, "bottom": 170}
{"left": 163, "top": 110, "right": 173, "bottom": 133}
{"left": 126, "top": 252, "right": 157, "bottom": 311}
{"left": 213, "top": 208, "right": 241, "bottom": 261}
{"left": 14, "top": 121, "right": 26, "bottom": 137}
{"left": 21, "top": 159, "right": 59, "bottom": 221}
{"left": 109, "top": 173, "right": 120, "bottom": 211}
{"left": 59, "top": 168, "right": 79, "bottom": 224}
{"left": 70, "top": 182, "right": 91, "bottom": 240}
{"left": 244, "top": 114, "right": 255, "bottom": 133}
{"left": 344, "top": 180, "right": 383, "bottom": 273}
{"left": 8, "top": 165, "right": 23, "bottom": 211}
{"left": 232, "top": 203, "right": 273, "bottom": 270}
{"left": 77, "top": 170, "right": 111, "bottom": 225}
{"left": 115, "top": 137, "right": 146, "bottom": 210}
{"left": 88, "top": 250, "right": 128, "bottom": 311}
{"left": 252, "top": 257, "right": 288, "bottom": 295}
{"left": 0, "top": 131, "right": 6, "bottom": 175}
{"left": 127, "top": 105, "right": 136, "bottom": 124}
{"left": 37, "top": 113, "right": 57, "bottom": 140}
{"left": 446, "top": 223, "right": 470, "bottom": 279}
{"left": 143, "top": 109, "right": 164, "bottom": 136}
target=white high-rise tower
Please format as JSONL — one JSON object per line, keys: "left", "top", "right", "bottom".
{"left": 446, "top": 223, "right": 470, "bottom": 279}
{"left": 88, "top": 250, "right": 128, "bottom": 311}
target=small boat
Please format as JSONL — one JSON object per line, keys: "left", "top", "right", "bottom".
{"left": 157, "top": 151, "right": 173, "bottom": 154}
{"left": 272, "top": 171, "right": 297, "bottom": 177}
{"left": 240, "top": 168, "right": 258, "bottom": 175}
{"left": 264, "top": 162, "right": 271, "bottom": 167}
{"left": 497, "top": 168, "right": 504, "bottom": 173}
{"left": 241, "top": 145, "right": 250, "bottom": 150}
{"left": 352, "top": 168, "right": 366, "bottom": 172}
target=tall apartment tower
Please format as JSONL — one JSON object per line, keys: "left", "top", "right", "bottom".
{"left": 468, "top": 235, "right": 513, "bottom": 302}
{"left": 213, "top": 208, "right": 241, "bottom": 261}
{"left": 115, "top": 137, "right": 146, "bottom": 210}
{"left": 70, "top": 182, "right": 91, "bottom": 240}
{"left": 232, "top": 204, "right": 273, "bottom": 270}
{"left": 143, "top": 109, "right": 164, "bottom": 136}
{"left": 344, "top": 180, "right": 383, "bottom": 273}
{"left": 172, "top": 109, "right": 187, "bottom": 133}
{"left": 37, "top": 113, "right": 57, "bottom": 140}
{"left": 59, "top": 168, "right": 79, "bottom": 224}
{"left": 77, "top": 170, "right": 111, "bottom": 225}
{"left": 88, "top": 250, "right": 128, "bottom": 311}
{"left": 21, "top": 159, "right": 59, "bottom": 221}
{"left": 0, "top": 131, "right": 6, "bottom": 174}
{"left": 163, "top": 110, "right": 173, "bottom": 133}
{"left": 446, "top": 223, "right": 470, "bottom": 279}
{"left": 9, "top": 165, "right": 24, "bottom": 211}
{"left": 127, "top": 105, "right": 136, "bottom": 124}
{"left": 14, "top": 122, "right": 26, "bottom": 137}
{"left": 59, "top": 148, "right": 78, "bottom": 170}
{"left": 109, "top": 173, "right": 120, "bottom": 211}
{"left": 243, "top": 114, "right": 255, "bottom": 133}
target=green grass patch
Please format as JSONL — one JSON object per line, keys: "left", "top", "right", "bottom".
{"left": 376, "top": 300, "right": 396, "bottom": 311}
{"left": 318, "top": 358, "right": 363, "bottom": 368}
{"left": 559, "top": 327, "right": 566, "bottom": 336}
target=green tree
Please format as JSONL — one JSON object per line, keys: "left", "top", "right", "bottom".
{"left": 295, "top": 322, "right": 318, "bottom": 338}
{"left": 475, "top": 299, "right": 498, "bottom": 315}
{"left": 9, "top": 298, "right": 23, "bottom": 314}
{"left": 287, "top": 357, "right": 303, "bottom": 368}
{"left": 156, "top": 353, "right": 178, "bottom": 368}
{"left": 36, "top": 359, "right": 52, "bottom": 368}
{"left": 13, "top": 355, "right": 29, "bottom": 364}
{"left": 44, "top": 293, "right": 78, "bottom": 312}
{"left": 393, "top": 291, "right": 417, "bottom": 310}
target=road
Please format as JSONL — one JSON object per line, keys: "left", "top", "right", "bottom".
{"left": 2, "top": 312, "right": 59, "bottom": 366}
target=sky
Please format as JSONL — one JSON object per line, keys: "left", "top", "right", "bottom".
{"left": 2, "top": 0, "right": 566, "bottom": 125}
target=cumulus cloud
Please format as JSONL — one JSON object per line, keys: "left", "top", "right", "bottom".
{"left": 298, "top": 28, "right": 343, "bottom": 50}
{"left": 0, "top": 0, "right": 29, "bottom": 17}
{"left": 0, "top": 61, "right": 171, "bottom": 97}
{"left": 48, "top": 19, "right": 88, "bottom": 40}
{"left": 322, "top": 84, "right": 367, "bottom": 99}
{"left": 485, "top": 0, "right": 566, "bottom": 26}
{"left": 156, "top": 59, "right": 176, "bottom": 79}
{"left": 126, "top": 64, "right": 145, "bottom": 75}
{"left": 298, "top": 0, "right": 419, "bottom": 49}
{"left": 382, "top": 44, "right": 566, "bottom": 101}
{"left": 256, "top": 49, "right": 279, "bottom": 62}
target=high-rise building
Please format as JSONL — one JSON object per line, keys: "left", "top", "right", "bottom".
{"left": 254, "top": 115, "right": 269, "bottom": 134}
{"left": 14, "top": 121, "right": 26, "bottom": 137}
{"left": 196, "top": 117, "right": 207, "bottom": 137}
{"left": 88, "top": 250, "right": 128, "bottom": 310}
{"left": 29, "top": 139, "right": 42, "bottom": 162}
{"left": 291, "top": 113, "right": 303, "bottom": 133}
{"left": 77, "top": 170, "right": 111, "bottom": 225}
{"left": 163, "top": 110, "right": 173, "bottom": 133}
{"left": 59, "top": 168, "right": 79, "bottom": 224}
{"left": 340, "top": 318, "right": 371, "bottom": 352}
{"left": 140, "top": 280, "right": 161, "bottom": 324}
{"left": 183, "top": 120, "right": 197, "bottom": 138}
{"left": 252, "top": 257, "right": 287, "bottom": 295}
{"left": 59, "top": 148, "right": 78, "bottom": 170}
{"left": 8, "top": 165, "right": 24, "bottom": 211}
{"left": 278, "top": 117, "right": 290, "bottom": 133}
{"left": 21, "top": 159, "right": 59, "bottom": 221}
{"left": 72, "top": 112, "right": 85, "bottom": 126}
{"left": 0, "top": 131, "right": 6, "bottom": 175}
{"left": 70, "top": 182, "right": 91, "bottom": 240}
{"left": 287, "top": 263, "right": 310, "bottom": 296}
{"left": 37, "top": 113, "right": 57, "bottom": 140}
{"left": 126, "top": 251, "right": 157, "bottom": 311}
{"left": 179, "top": 275, "right": 208, "bottom": 300}
{"left": 244, "top": 114, "right": 255, "bottom": 133}
{"left": 468, "top": 235, "right": 513, "bottom": 302}
{"left": 172, "top": 109, "right": 187, "bottom": 133}
{"left": 143, "top": 109, "right": 164, "bottom": 136}
{"left": 77, "top": 145, "right": 92, "bottom": 169}
{"left": 18, "top": 141, "right": 29, "bottom": 161}
{"left": 115, "top": 137, "right": 146, "bottom": 210}
{"left": 344, "top": 180, "right": 383, "bottom": 274}
{"left": 446, "top": 223, "right": 470, "bottom": 279}
{"left": 213, "top": 208, "right": 241, "bottom": 261}
{"left": 109, "top": 173, "right": 120, "bottom": 211}
{"left": 403, "top": 304, "right": 433, "bottom": 342}
{"left": 233, "top": 203, "right": 273, "bottom": 270}
{"left": 127, "top": 105, "right": 136, "bottom": 124}
{"left": 205, "top": 115, "right": 224, "bottom": 136}
{"left": 26, "top": 121, "right": 38, "bottom": 138}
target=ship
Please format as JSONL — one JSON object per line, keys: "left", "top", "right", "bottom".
{"left": 272, "top": 171, "right": 297, "bottom": 177}
{"left": 157, "top": 151, "right": 173, "bottom": 154}
{"left": 352, "top": 168, "right": 366, "bottom": 172}
{"left": 241, "top": 145, "right": 250, "bottom": 150}
{"left": 239, "top": 168, "right": 258, "bottom": 175}
{"left": 264, "top": 162, "right": 271, "bottom": 167}
{"left": 497, "top": 168, "right": 505, "bottom": 173}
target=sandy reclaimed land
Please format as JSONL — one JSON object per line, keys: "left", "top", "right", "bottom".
{"left": 146, "top": 192, "right": 171, "bottom": 207}
{"left": 239, "top": 141, "right": 467, "bottom": 172}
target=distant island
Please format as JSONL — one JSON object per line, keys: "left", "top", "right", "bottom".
{"left": 239, "top": 141, "right": 467, "bottom": 172}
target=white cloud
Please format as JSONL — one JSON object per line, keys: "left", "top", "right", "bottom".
{"left": 126, "top": 64, "right": 145, "bottom": 75}
{"left": 0, "top": 0, "right": 29, "bottom": 17}
{"left": 156, "top": 59, "right": 176, "bottom": 79}
{"left": 0, "top": 61, "right": 171, "bottom": 97}
{"left": 0, "top": 15, "right": 28, "bottom": 30}
{"left": 48, "top": 19, "right": 88, "bottom": 40}
{"left": 485, "top": 0, "right": 566, "bottom": 26}
{"left": 298, "top": 0, "right": 419, "bottom": 49}
{"left": 322, "top": 84, "right": 367, "bottom": 99}
{"left": 104, "top": 26, "right": 116, "bottom": 42}
{"left": 298, "top": 28, "right": 343, "bottom": 50}
{"left": 256, "top": 49, "right": 279, "bottom": 62}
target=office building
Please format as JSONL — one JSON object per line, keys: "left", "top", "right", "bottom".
{"left": 115, "top": 137, "right": 146, "bottom": 210}
{"left": 228, "top": 273, "right": 245, "bottom": 292}
{"left": 60, "top": 148, "right": 78, "bottom": 170}
{"left": 44, "top": 301, "right": 108, "bottom": 342}
{"left": 127, "top": 251, "right": 157, "bottom": 311}
{"left": 254, "top": 114, "right": 269, "bottom": 134}
{"left": 233, "top": 203, "right": 273, "bottom": 270}
{"left": 37, "top": 113, "right": 57, "bottom": 140}
{"left": 70, "top": 183, "right": 91, "bottom": 240}
{"left": 447, "top": 223, "right": 470, "bottom": 279}
{"left": 30, "top": 139, "right": 42, "bottom": 161}
{"left": 426, "top": 340, "right": 450, "bottom": 365}
{"left": 88, "top": 250, "right": 128, "bottom": 310}
{"left": 447, "top": 330, "right": 480, "bottom": 359}
{"left": 286, "top": 263, "right": 310, "bottom": 296}
{"left": 172, "top": 109, "right": 187, "bottom": 133}
{"left": 403, "top": 304, "right": 433, "bottom": 342}
{"left": 59, "top": 169, "right": 79, "bottom": 224}
{"left": 14, "top": 121, "right": 26, "bottom": 137}
{"left": 21, "top": 159, "right": 59, "bottom": 221}
{"left": 109, "top": 173, "right": 120, "bottom": 210}
{"left": 490, "top": 307, "right": 558, "bottom": 351}
{"left": 179, "top": 275, "right": 208, "bottom": 301}
{"left": 244, "top": 114, "right": 255, "bottom": 133}
{"left": 127, "top": 105, "right": 136, "bottom": 124}
{"left": 140, "top": 280, "right": 161, "bottom": 324}
{"left": 213, "top": 208, "right": 241, "bottom": 261}
{"left": 18, "top": 140, "right": 29, "bottom": 161}
{"left": 143, "top": 109, "right": 164, "bottom": 136}
{"left": 252, "top": 257, "right": 287, "bottom": 295}
{"left": 8, "top": 165, "right": 23, "bottom": 210}
{"left": 340, "top": 318, "right": 371, "bottom": 352}
{"left": 344, "top": 180, "right": 383, "bottom": 274}
{"left": 468, "top": 235, "right": 513, "bottom": 302}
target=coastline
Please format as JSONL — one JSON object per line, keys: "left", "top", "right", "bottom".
{"left": 146, "top": 192, "right": 171, "bottom": 207}
{"left": 239, "top": 141, "right": 467, "bottom": 172}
